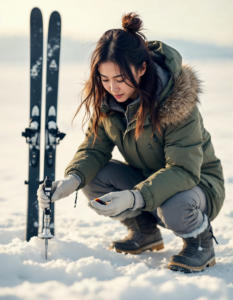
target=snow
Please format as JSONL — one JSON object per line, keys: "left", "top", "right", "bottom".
{"left": 30, "top": 57, "right": 42, "bottom": 78}
{"left": 0, "top": 60, "right": 233, "bottom": 300}
{"left": 47, "top": 45, "right": 60, "bottom": 58}
{"left": 47, "top": 86, "right": 53, "bottom": 93}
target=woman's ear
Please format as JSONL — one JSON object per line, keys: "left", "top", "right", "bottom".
{"left": 139, "top": 62, "right": 147, "bottom": 77}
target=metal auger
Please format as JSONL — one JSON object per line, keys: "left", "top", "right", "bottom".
{"left": 39, "top": 176, "right": 53, "bottom": 259}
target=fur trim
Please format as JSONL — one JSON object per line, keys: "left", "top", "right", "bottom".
{"left": 177, "top": 214, "right": 209, "bottom": 238}
{"left": 159, "top": 65, "right": 203, "bottom": 129}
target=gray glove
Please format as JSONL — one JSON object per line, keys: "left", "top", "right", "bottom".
{"left": 37, "top": 174, "right": 81, "bottom": 209}
{"left": 88, "top": 190, "right": 135, "bottom": 217}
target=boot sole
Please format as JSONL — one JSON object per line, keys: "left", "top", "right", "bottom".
{"left": 167, "top": 256, "right": 216, "bottom": 273}
{"left": 109, "top": 240, "right": 164, "bottom": 254}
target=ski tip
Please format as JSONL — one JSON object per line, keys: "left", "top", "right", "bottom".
{"left": 31, "top": 7, "right": 42, "bottom": 16}
{"left": 30, "top": 7, "right": 43, "bottom": 24}
{"left": 49, "top": 11, "right": 61, "bottom": 22}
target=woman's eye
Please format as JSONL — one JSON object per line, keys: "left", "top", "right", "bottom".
{"left": 101, "top": 79, "right": 124, "bottom": 83}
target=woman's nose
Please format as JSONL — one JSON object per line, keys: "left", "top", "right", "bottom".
{"left": 110, "top": 82, "right": 119, "bottom": 92}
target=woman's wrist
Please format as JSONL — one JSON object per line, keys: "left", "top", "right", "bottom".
{"left": 130, "top": 190, "right": 145, "bottom": 210}
{"left": 66, "top": 173, "right": 82, "bottom": 189}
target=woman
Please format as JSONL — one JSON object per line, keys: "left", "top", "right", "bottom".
{"left": 37, "top": 13, "right": 225, "bottom": 273}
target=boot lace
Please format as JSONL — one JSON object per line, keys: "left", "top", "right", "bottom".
{"left": 210, "top": 226, "right": 218, "bottom": 245}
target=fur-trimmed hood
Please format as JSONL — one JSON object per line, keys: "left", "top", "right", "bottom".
{"left": 149, "top": 41, "right": 203, "bottom": 129}
{"left": 159, "top": 64, "right": 203, "bottom": 129}
{"left": 100, "top": 41, "right": 203, "bottom": 130}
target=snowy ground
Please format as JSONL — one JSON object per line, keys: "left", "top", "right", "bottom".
{"left": 0, "top": 60, "right": 233, "bottom": 300}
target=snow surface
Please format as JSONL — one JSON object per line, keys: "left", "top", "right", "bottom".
{"left": 0, "top": 61, "right": 233, "bottom": 300}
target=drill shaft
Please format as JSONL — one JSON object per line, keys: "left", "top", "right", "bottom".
{"left": 39, "top": 176, "right": 53, "bottom": 259}
{"left": 45, "top": 238, "right": 48, "bottom": 259}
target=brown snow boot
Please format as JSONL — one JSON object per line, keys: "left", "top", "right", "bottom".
{"left": 109, "top": 212, "right": 164, "bottom": 254}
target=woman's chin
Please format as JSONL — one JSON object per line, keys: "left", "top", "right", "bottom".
{"left": 114, "top": 95, "right": 127, "bottom": 102}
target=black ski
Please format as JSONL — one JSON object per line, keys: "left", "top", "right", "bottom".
{"left": 43, "top": 11, "right": 65, "bottom": 236}
{"left": 22, "top": 7, "right": 43, "bottom": 241}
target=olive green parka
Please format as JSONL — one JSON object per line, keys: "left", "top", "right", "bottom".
{"left": 65, "top": 41, "right": 225, "bottom": 221}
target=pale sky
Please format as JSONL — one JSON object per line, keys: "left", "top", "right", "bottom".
{"left": 0, "top": 0, "right": 232, "bottom": 46}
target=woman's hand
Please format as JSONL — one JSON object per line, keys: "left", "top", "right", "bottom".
{"left": 88, "top": 190, "right": 135, "bottom": 217}
{"left": 37, "top": 174, "right": 80, "bottom": 209}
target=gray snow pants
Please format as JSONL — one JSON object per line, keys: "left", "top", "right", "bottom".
{"left": 82, "top": 160, "right": 208, "bottom": 235}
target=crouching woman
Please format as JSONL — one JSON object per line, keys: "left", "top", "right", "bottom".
{"left": 37, "top": 13, "right": 225, "bottom": 273}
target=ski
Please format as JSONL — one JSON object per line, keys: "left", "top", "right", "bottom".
{"left": 22, "top": 7, "right": 43, "bottom": 241}
{"left": 43, "top": 11, "right": 65, "bottom": 236}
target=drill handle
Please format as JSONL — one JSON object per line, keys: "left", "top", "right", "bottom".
{"left": 44, "top": 176, "right": 52, "bottom": 214}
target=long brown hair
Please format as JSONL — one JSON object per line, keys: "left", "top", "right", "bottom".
{"left": 73, "top": 12, "right": 163, "bottom": 143}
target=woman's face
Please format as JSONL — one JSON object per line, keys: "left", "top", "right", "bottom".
{"left": 98, "top": 61, "right": 146, "bottom": 102}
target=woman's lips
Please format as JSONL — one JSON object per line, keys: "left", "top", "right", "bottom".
{"left": 114, "top": 94, "right": 124, "bottom": 99}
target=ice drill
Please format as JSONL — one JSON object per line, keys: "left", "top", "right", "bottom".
{"left": 39, "top": 176, "right": 53, "bottom": 259}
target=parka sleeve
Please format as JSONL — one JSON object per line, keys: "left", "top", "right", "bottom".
{"left": 134, "top": 107, "right": 203, "bottom": 211}
{"left": 64, "top": 115, "right": 115, "bottom": 189}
